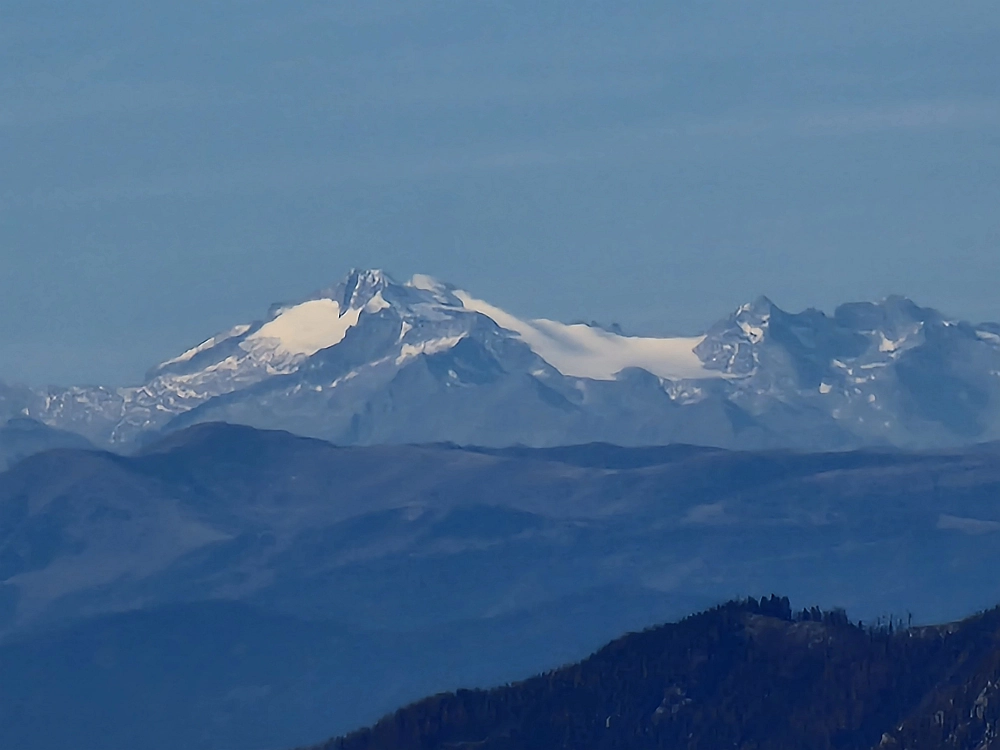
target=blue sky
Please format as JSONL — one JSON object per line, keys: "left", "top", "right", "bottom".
{"left": 2, "top": 0, "right": 999, "bottom": 385}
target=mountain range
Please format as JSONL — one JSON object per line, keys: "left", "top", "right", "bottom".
{"left": 3, "top": 424, "right": 1000, "bottom": 749}
{"left": 5, "top": 268, "right": 1000, "bottom": 451}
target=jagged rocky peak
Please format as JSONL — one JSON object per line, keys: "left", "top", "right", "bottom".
{"left": 736, "top": 294, "right": 779, "bottom": 317}
{"left": 834, "top": 295, "right": 941, "bottom": 335}
{"left": 318, "top": 268, "right": 395, "bottom": 311}
{"left": 701, "top": 295, "right": 782, "bottom": 347}
{"left": 694, "top": 296, "right": 780, "bottom": 375}
{"left": 705, "top": 294, "right": 941, "bottom": 351}
{"left": 311, "top": 268, "right": 470, "bottom": 315}
{"left": 695, "top": 295, "right": 889, "bottom": 383}
{"left": 732, "top": 295, "right": 778, "bottom": 343}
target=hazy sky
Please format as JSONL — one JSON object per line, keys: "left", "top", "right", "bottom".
{"left": 2, "top": 0, "right": 999, "bottom": 385}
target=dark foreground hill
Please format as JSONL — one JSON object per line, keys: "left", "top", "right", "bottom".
{"left": 314, "top": 597, "right": 1000, "bottom": 750}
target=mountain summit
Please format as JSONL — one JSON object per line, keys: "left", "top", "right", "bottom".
{"left": 5, "top": 270, "right": 1000, "bottom": 450}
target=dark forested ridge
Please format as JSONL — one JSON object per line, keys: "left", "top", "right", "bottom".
{"left": 310, "top": 597, "right": 1000, "bottom": 750}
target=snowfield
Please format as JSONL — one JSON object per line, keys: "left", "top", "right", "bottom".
{"left": 247, "top": 299, "right": 361, "bottom": 358}
{"left": 454, "top": 290, "right": 714, "bottom": 381}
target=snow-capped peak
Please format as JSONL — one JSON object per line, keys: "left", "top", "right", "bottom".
{"left": 234, "top": 270, "right": 401, "bottom": 366}
{"left": 733, "top": 296, "right": 777, "bottom": 344}
{"left": 340, "top": 268, "right": 392, "bottom": 309}
{"left": 151, "top": 268, "right": 721, "bottom": 403}
{"left": 736, "top": 295, "right": 777, "bottom": 318}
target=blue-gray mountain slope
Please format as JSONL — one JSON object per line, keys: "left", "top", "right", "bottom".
{"left": 2, "top": 424, "right": 1000, "bottom": 749}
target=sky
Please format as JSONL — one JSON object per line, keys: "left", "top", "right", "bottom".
{"left": 2, "top": 0, "right": 999, "bottom": 386}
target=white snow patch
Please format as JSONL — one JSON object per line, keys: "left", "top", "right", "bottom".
{"left": 737, "top": 319, "right": 767, "bottom": 344}
{"left": 246, "top": 299, "right": 361, "bottom": 357}
{"left": 396, "top": 335, "right": 465, "bottom": 365}
{"left": 160, "top": 324, "right": 252, "bottom": 367}
{"left": 666, "top": 381, "right": 707, "bottom": 404}
{"left": 879, "top": 332, "right": 908, "bottom": 353}
{"left": 977, "top": 330, "right": 1000, "bottom": 345}
{"left": 409, "top": 274, "right": 441, "bottom": 291}
{"left": 819, "top": 382, "right": 833, "bottom": 394}
{"left": 329, "top": 370, "right": 360, "bottom": 388}
{"left": 454, "top": 290, "right": 716, "bottom": 381}
{"left": 167, "top": 355, "right": 242, "bottom": 381}
{"left": 365, "top": 291, "right": 390, "bottom": 313}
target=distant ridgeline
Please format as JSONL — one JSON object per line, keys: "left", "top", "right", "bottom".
{"left": 312, "top": 597, "right": 1000, "bottom": 750}
{"left": 4, "top": 425, "right": 1000, "bottom": 750}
